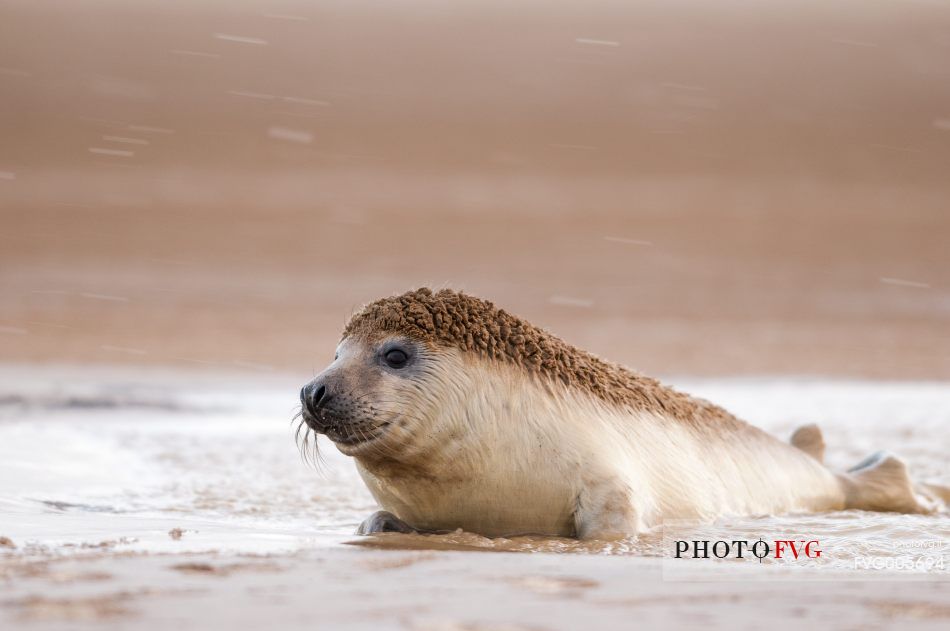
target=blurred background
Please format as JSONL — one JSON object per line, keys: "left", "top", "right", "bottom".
{"left": 2, "top": 0, "right": 948, "bottom": 379}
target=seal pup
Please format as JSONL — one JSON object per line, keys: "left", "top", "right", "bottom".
{"left": 298, "top": 288, "right": 940, "bottom": 539}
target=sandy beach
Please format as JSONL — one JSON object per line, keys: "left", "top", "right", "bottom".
{"left": 1, "top": 0, "right": 949, "bottom": 628}
{"left": 2, "top": 0, "right": 949, "bottom": 380}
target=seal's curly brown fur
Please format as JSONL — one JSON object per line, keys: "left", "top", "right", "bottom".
{"left": 344, "top": 288, "right": 743, "bottom": 428}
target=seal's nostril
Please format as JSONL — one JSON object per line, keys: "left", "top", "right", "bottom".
{"left": 312, "top": 385, "right": 327, "bottom": 407}
{"left": 301, "top": 383, "right": 328, "bottom": 415}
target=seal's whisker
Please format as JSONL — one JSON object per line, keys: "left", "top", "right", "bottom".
{"left": 305, "top": 429, "right": 326, "bottom": 472}
{"left": 293, "top": 412, "right": 326, "bottom": 473}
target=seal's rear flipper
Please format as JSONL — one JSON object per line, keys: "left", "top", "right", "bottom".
{"left": 790, "top": 423, "right": 825, "bottom": 463}
{"left": 917, "top": 482, "right": 950, "bottom": 507}
{"left": 841, "top": 451, "right": 936, "bottom": 514}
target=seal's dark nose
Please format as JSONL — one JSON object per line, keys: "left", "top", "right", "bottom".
{"left": 300, "top": 382, "right": 328, "bottom": 416}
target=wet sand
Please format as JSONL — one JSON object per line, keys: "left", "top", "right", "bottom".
{"left": 4, "top": 549, "right": 947, "bottom": 630}
{"left": 0, "top": 366, "right": 947, "bottom": 629}
{"left": 2, "top": 0, "right": 950, "bottom": 628}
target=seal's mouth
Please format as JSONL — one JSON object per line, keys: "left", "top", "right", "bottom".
{"left": 301, "top": 409, "right": 389, "bottom": 447}
{"left": 326, "top": 427, "right": 385, "bottom": 446}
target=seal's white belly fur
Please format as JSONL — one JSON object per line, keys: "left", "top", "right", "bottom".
{"left": 356, "top": 357, "right": 846, "bottom": 537}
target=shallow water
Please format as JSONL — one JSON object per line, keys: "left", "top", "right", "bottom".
{"left": 0, "top": 365, "right": 946, "bottom": 577}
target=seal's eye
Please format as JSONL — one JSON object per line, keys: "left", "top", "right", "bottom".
{"left": 383, "top": 348, "right": 409, "bottom": 369}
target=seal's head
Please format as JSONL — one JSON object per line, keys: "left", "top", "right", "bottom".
{"left": 298, "top": 287, "right": 505, "bottom": 461}
{"left": 297, "top": 311, "right": 443, "bottom": 459}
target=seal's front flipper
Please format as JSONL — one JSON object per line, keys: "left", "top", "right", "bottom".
{"left": 574, "top": 480, "right": 639, "bottom": 540}
{"left": 790, "top": 423, "right": 825, "bottom": 463}
{"left": 840, "top": 451, "right": 935, "bottom": 514}
{"left": 356, "top": 510, "right": 417, "bottom": 535}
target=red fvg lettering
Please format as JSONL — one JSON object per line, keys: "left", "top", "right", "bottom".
{"left": 773, "top": 540, "right": 822, "bottom": 559}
